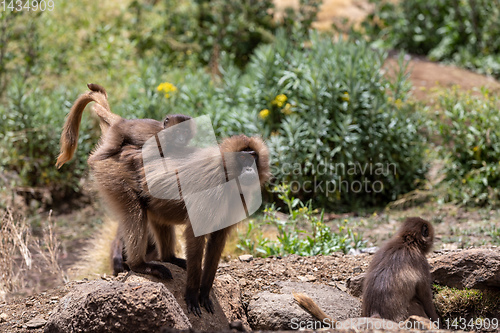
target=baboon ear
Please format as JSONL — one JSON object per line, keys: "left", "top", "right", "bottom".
{"left": 163, "top": 116, "right": 170, "bottom": 127}
{"left": 421, "top": 223, "right": 429, "bottom": 237}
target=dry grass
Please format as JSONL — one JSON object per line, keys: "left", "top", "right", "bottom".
{"left": 69, "top": 217, "right": 186, "bottom": 279}
{"left": 34, "top": 211, "right": 68, "bottom": 284}
{"left": 0, "top": 203, "right": 69, "bottom": 300}
{"left": 0, "top": 209, "right": 32, "bottom": 301}
{"left": 68, "top": 217, "right": 118, "bottom": 279}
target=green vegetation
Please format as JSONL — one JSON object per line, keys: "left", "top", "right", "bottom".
{"left": 358, "top": 0, "right": 500, "bottom": 78}
{"left": 431, "top": 88, "right": 500, "bottom": 207}
{"left": 237, "top": 183, "right": 366, "bottom": 257}
{"left": 164, "top": 35, "right": 428, "bottom": 210}
{"left": 0, "top": 0, "right": 499, "bottom": 235}
{"left": 434, "top": 286, "right": 500, "bottom": 321}
{"left": 0, "top": 0, "right": 429, "bottom": 211}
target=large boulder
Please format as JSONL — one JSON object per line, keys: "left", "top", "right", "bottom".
{"left": 46, "top": 263, "right": 246, "bottom": 332}
{"left": 44, "top": 280, "right": 190, "bottom": 333}
{"left": 430, "top": 249, "right": 500, "bottom": 289}
{"left": 247, "top": 281, "right": 360, "bottom": 330}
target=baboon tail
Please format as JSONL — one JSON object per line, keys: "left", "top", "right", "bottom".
{"left": 56, "top": 84, "right": 121, "bottom": 168}
{"left": 293, "top": 292, "right": 336, "bottom": 323}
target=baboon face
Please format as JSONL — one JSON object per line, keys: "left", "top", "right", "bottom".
{"left": 162, "top": 114, "right": 195, "bottom": 149}
{"left": 234, "top": 150, "right": 259, "bottom": 186}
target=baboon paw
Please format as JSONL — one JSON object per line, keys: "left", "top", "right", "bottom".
{"left": 112, "top": 258, "right": 125, "bottom": 276}
{"left": 133, "top": 263, "right": 173, "bottom": 280}
{"left": 185, "top": 292, "right": 202, "bottom": 317}
{"left": 168, "top": 257, "right": 187, "bottom": 269}
{"left": 199, "top": 294, "right": 214, "bottom": 314}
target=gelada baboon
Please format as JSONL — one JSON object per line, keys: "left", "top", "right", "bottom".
{"left": 57, "top": 84, "right": 271, "bottom": 316}
{"left": 55, "top": 84, "right": 194, "bottom": 274}
{"left": 362, "top": 217, "right": 439, "bottom": 322}
{"left": 294, "top": 217, "right": 439, "bottom": 324}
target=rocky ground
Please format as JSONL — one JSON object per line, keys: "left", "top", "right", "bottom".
{"left": 1, "top": 248, "right": 499, "bottom": 332}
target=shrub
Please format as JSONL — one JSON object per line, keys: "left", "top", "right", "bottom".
{"left": 164, "top": 32, "right": 428, "bottom": 210}
{"left": 128, "top": 0, "right": 321, "bottom": 69}
{"left": 236, "top": 183, "right": 366, "bottom": 257}
{"left": 359, "top": 0, "right": 500, "bottom": 78}
{"left": 433, "top": 88, "right": 500, "bottom": 207}
{"left": 0, "top": 79, "right": 98, "bottom": 199}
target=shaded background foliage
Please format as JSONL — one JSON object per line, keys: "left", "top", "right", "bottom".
{"left": 357, "top": 0, "right": 500, "bottom": 78}
{"left": 0, "top": 0, "right": 498, "bottom": 212}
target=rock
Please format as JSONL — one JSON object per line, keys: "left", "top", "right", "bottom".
{"left": 247, "top": 281, "right": 360, "bottom": 330}
{"left": 124, "top": 265, "right": 237, "bottom": 332}
{"left": 336, "top": 283, "right": 347, "bottom": 292}
{"left": 44, "top": 279, "right": 190, "bottom": 333}
{"left": 348, "top": 248, "right": 362, "bottom": 255}
{"left": 430, "top": 249, "right": 500, "bottom": 289}
{"left": 228, "top": 320, "right": 245, "bottom": 331}
{"left": 362, "top": 246, "right": 379, "bottom": 254}
{"left": 213, "top": 275, "right": 250, "bottom": 331}
{"left": 25, "top": 316, "right": 47, "bottom": 329}
{"left": 238, "top": 254, "right": 253, "bottom": 262}
{"left": 0, "top": 313, "right": 8, "bottom": 323}
{"left": 298, "top": 275, "right": 316, "bottom": 282}
{"left": 346, "top": 273, "right": 365, "bottom": 297}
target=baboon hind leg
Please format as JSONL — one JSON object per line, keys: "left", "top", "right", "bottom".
{"left": 149, "top": 221, "right": 186, "bottom": 269}
{"left": 119, "top": 205, "right": 173, "bottom": 280}
{"left": 111, "top": 233, "right": 129, "bottom": 275}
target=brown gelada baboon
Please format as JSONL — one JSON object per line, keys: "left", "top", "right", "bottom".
{"left": 362, "top": 217, "right": 439, "bottom": 323}
{"left": 56, "top": 83, "right": 195, "bottom": 275}
{"left": 295, "top": 217, "right": 439, "bottom": 325}
{"left": 57, "top": 84, "right": 271, "bottom": 316}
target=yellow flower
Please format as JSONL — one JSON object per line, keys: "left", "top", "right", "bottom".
{"left": 462, "top": 179, "right": 466, "bottom": 184}
{"left": 157, "top": 82, "right": 177, "bottom": 99}
{"left": 394, "top": 99, "right": 403, "bottom": 109}
{"left": 272, "top": 94, "right": 287, "bottom": 108}
{"left": 341, "top": 92, "right": 350, "bottom": 102}
{"left": 281, "top": 103, "right": 293, "bottom": 115}
{"left": 473, "top": 146, "right": 479, "bottom": 152}
{"left": 259, "top": 109, "right": 270, "bottom": 119}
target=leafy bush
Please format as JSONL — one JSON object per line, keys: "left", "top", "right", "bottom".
{"left": 237, "top": 184, "right": 366, "bottom": 257}
{"left": 359, "top": 0, "right": 500, "bottom": 78}
{"left": 128, "top": 0, "right": 321, "bottom": 69}
{"left": 433, "top": 88, "right": 500, "bottom": 207}
{"left": 164, "top": 32, "right": 428, "bottom": 210}
{"left": 0, "top": 79, "right": 98, "bottom": 199}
